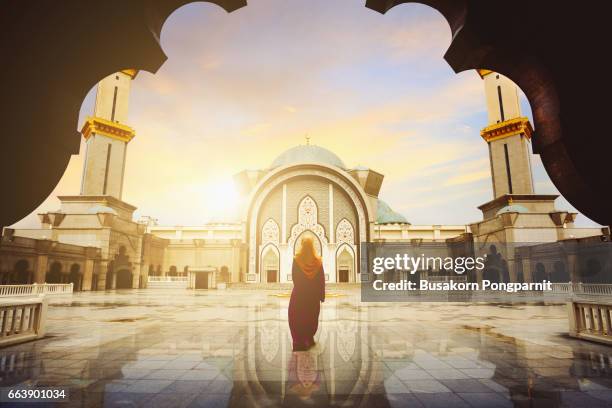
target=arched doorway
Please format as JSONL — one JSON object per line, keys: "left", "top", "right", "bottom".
{"left": 584, "top": 258, "right": 603, "bottom": 284}
{"left": 115, "top": 268, "right": 133, "bottom": 289}
{"left": 219, "top": 266, "right": 229, "bottom": 283}
{"left": 336, "top": 245, "right": 355, "bottom": 283}
{"left": 551, "top": 261, "right": 570, "bottom": 283}
{"left": 69, "top": 263, "right": 82, "bottom": 291}
{"left": 13, "top": 259, "right": 31, "bottom": 284}
{"left": 262, "top": 245, "right": 280, "bottom": 283}
{"left": 46, "top": 262, "right": 62, "bottom": 283}
{"left": 534, "top": 263, "right": 547, "bottom": 283}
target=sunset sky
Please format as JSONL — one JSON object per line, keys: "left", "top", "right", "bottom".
{"left": 12, "top": 0, "right": 597, "bottom": 228}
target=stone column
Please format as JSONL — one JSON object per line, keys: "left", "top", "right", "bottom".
{"left": 34, "top": 254, "right": 48, "bottom": 284}
{"left": 34, "top": 239, "right": 52, "bottom": 284}
{"left": 230, "top": 240, "right": 241, "bottom": 283}
{"left": 522, "top": 258, "right": 532, "bottom": 283}
{"left": 506, "top": 259, "right": 517, "bottom": 282}
{"left": 97, "top": 261, "right": 109, "bottom": 290}
{"left": 132, "top": 264, "right": 141, "bottom": 288}
{"left": 81, "top": 247, "right": 98, "bottom": 291}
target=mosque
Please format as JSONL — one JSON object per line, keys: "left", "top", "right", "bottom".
{"left": 0, "top": 70, "right": 607, "bottom": 289}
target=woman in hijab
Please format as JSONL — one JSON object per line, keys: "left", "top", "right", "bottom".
{"left": 289, "top": 236, "right": 325, "bottom": 351}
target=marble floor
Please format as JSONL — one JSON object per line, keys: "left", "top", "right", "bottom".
{"left": 1, "top": 289, "right": 612, "bottom": 407}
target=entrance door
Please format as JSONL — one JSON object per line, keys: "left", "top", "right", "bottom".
{"left": 267, "top": 269, "right": 278, "bottom": 283}
{"left": 116, "top": 269, "right": 133, "bottom": 289}
{"left": 339, "top": 269, "right": 349, "bottom": 283}
{"left": 195, "top": 272, "right": 209, "bottom": 289}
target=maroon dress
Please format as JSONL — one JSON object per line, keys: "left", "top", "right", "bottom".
{"left": 288, "top": 260, "right": 325, "bottom": 351}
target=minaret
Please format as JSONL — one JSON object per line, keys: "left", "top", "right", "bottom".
{"left": 479, "top": 70, "right": 534, "bottom": 198}
{"left": 80, "top": 69, "right": 137, "bottom": 199}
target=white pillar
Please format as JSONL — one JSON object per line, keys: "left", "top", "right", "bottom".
{"left": 329, "top": 183, "right": 334, "bottom": 244}
{"left": 281, "top": 184, "right": 287, "bottom": 244}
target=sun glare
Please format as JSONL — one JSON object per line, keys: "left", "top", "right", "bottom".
{"left": 199, "top": 178, "right": 242, "bottom": 222}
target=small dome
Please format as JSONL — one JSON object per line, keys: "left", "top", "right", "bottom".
{"left": 270, "top": 144, "right": 346, "bottom": 169}
{"left": 87, "top": 205, "right": 118, "bottom": 215}
{"left": 496, "top": 204, "right": 529, "bottom": 216}
{"left": 376, "top": 199, "right": 410, "bottom": 225}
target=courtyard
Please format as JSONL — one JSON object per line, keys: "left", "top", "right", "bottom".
{"left": 1, "top": 289, "right": 612, "bottom": 407}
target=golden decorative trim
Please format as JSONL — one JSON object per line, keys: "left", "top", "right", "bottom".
{"left": 81, "top": 116, "right": 135, "bottom": 143}
{"left": 477, "top": 69, "right": 494, "bottom": 78}
{"left": 480, "top": 117, "right": 533, "bottom": 142}
{"left": 120, "top": 69, "right": 139, "bottom": 79}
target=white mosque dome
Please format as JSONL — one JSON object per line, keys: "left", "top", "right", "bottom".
{"left": 496, "top": 204, "right": 529, "bottom": 216}
{"left": 270, "top": 144, "right": 346, "bottom": 169}
{"left": 87, "top": 205, "right": 118, "bottom": 215}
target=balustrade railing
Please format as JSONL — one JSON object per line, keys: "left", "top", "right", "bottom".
{"left": 0, "top": 296, "right": 48, "bottom": 347}
{"left": 0, "top": 283, "right": 73, "bottom": 297}
{"left": 148, "top": 276, "right": 188, "bottom": 282}
{"left": 568, "top": 299, "right": 612, "bottom": 345}
{"left": 551, "top": 283, "right": 612, "bottom": 297}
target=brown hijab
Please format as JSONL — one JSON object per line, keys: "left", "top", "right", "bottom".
{"left": 294, "top": 237, "right": 322, "bottom": 279}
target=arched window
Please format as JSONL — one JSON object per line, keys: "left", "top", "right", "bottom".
{"left": 169, "top": 265, "right": 177, "bottom": 276}
{"left": 183, "top": 266, "right": 189, "bottom": 276}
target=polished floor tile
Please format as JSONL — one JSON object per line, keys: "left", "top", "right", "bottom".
{"left": 1, "top": 288, "right": 612, "bottom": 407}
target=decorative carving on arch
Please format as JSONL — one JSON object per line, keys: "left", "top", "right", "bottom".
{"left": 288, "top": 196, "right": 327, "bottom": 247}
{"left": 261, "top": 218, "right": 279, "bottom": 245}
{"left": 248, "top": 168, "right": 369, "bottom": 276}
{"left": 336, "top": 218, "right": 355, "bottom": 245}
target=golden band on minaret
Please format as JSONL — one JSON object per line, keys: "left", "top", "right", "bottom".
{"left": 81, "top": 116, "right": 136, "bottom": 143}
{"left": 480, "top": 117, "right": 533, "bottom": 143}
{"left": 120, "top": 69, "right": 139, "bottom": 79}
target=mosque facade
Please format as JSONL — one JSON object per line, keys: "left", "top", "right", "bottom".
{"left": 0, "top": 70, "right": 607, "bottom": 289}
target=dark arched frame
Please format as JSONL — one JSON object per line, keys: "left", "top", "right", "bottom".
{"left": 1, "top": 1, "right": 609, "bottom": 228}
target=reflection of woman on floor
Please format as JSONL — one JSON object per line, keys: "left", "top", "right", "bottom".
{"left": 284, "top": 350, "right": 323, "bottom": 406}
{"left": 289, "top": 236, "right": 325, "bottom": 351}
